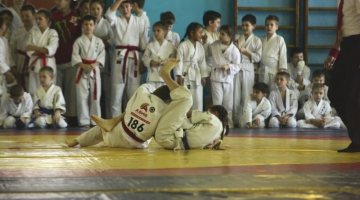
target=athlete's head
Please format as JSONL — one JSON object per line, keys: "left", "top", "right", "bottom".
{"left": 207, "top": 105, "right": 229, "bottom": 150}
{"left": 152, "top": 85, "right": 171, "bottom": 104}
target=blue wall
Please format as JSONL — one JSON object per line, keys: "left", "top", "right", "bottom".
{"left": 106, "top": 0, "right": 337, "bottom": 68}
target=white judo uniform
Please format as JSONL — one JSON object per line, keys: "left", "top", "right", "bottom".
{"left": 32, "top": 84, "right": 67, "bottom": 128}
{"left": 269, "top": 88, "right": 298, "bottom": 128}
{"left": 136, "top": 11, "right": 150, "bottom": 43}
{"left": 142, "top": 39, "right": 176, "bottom": 88}
{"left": 72, "top": 34, "right": 106, "bottom": 126}
{"left": 76, "top": 84, "right": 171, "bottom": 149}
{"left": 93, "top": 17, "right": 114, "bottom": 119}
{"left": 0, "top": 92, "right": 33, "bottom": 128}
{"left": 26, "top": 27, "right": 59, "bottom": 96}
{"left": 202, "top": 29, "right": 219, "bottom": 70}
{"left": 287, "top": 62, "right": 311, "bottom": 100}
{"left": 9, "top": 7, "right": 22, "bottom": 31}
{"left": 0, "top": 36, "right": 15, "bottom": 103}
{"left": 240, "top": 96, "right": 271, "bottom": 128}
{"left": 155, "top": 85, "right": 222, "bottom": 150}
{"left": 206, "top": 40, "right": 241, "bottom": 128}
{"left": 297, "top": 98, "right": 340, "bottom": 129}
{"left": 233, "top": 33, "right": 262, "bottom": 125}
{"left": 10, "top": 25, "right": 36, "bottom": 91}
{"left": 176, "top": 39, "right": 209, "bottom": 111}
{"left": 106, "top": 9, "right": 147, "bottom": 118}
{"left": 259, "top": 33, "right": 287, "bottom": 91}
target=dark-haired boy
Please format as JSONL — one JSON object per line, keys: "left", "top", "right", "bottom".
{"left": 72, "top": 15, "right": 105, "bottom": 127}
{"left": 0, "top": 85, "right": 33, "bottom": 129}
{"left": 240, "top": 82, "right": 271, "bottom": 128}
{"left": 259, "top": 15, "right": 287, "bottom": 91}
{"left": 287, "top": 47, "right": 311, "bottom": 99}
{"left": 233, "top": 14, "right": 262, "bottom": 127}
{"left": 10, "top": 4, "right": 36, "bottom": 91}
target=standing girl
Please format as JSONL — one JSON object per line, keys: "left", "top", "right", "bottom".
{"left": 26, "top": 9, "right": 59, "bottom": 96}
{"left": 90, "top": 0, "right": 113, "bottom": 119}
{"left": 77, "top": 0, "right": 90, "bottom": 19}
{"left": 0, "top": 9, "right": 13, "bottom": 40}
{"left": 176, "top": 22, "right": 209, "bottom": 111}
{"left": 52, "top": 0, "right": 82, "bottom": 123}
{"left": 142, "top": 21, "right": 176, "bottom": 89}
{"left": 205, "top": 25, "right": 241, "bottom": 128}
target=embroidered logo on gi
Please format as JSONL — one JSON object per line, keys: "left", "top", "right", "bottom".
{"left": 140, "top": 103, "right": 149, "bottom": 112}
{"left": 149, "top": 107, "right": 155, "bottom": 113}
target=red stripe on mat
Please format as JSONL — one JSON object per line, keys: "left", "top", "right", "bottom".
{"left": 1, "top": 162, "right": 359, "bottom": 178}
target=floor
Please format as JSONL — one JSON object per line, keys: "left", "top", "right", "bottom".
{"left": 0, "top": 127, "right": 359, "bottom": 199}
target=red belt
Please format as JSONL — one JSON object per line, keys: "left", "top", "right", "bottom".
{"left": 116, "top": 45, "right": 139, "bottom": 82}
{"left": 121, "top": 119, "right": 145, "bottom": 143}
{"left": 16, "top": 50, "right": 30, "bottom": 88}
{"left": 75, "top": 59, "right": 98, "bottom": 100}
{"left": 28, "top": 53, "right": 47, "bottom": 70}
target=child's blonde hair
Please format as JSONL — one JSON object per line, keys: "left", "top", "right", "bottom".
{"left": 39, "top": 66, "right": 54, "bottom": 76}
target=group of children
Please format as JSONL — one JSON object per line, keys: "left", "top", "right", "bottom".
{"left": 0, "top": 0, "right": 344, "bottom": 131}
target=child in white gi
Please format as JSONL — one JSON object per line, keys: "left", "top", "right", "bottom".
{"left": 149, "top": 11, "right": 181, "bottom": 49}
{"left": 240, "top": 82, "right": 271, "bottom": 129}
{"left": 9, "top": 4, "right": 36, "bottom": 91}
{"left": 287, "top": 48, "right": 311, "bottom": 99}
{"left": 259, "top": 15, "right": 287, "bottom": 91}
{"left": 0, "top": 85, "right": 32, "bottom": 129}
{"left": 297, "top": 83, "right": 340, "bottom": 129}
{"left": 142, "top": 21, "right": 175, "bottom": 88}
{"left": 105, "top": 0, "right": 147, "bottom": 118}
{"left": 65, "top": 59, "right": 187, "bottom": 149}
{"left": 205, "top": 25, "right": 241, "bottom": 128}
{"left": 31, "top": 67, "right": 67, "bottom": 128}
{"left": 90, "top": 0, "right": 114, "bottom": 119}
{"left": 201, "top": 10, "right": 221, "bottom": 111}
{"left": 269, "top": 71, "right": 298, "bottom": 128}
{"left": 72, "top": 15, "right": 105, "bottom": 127}
{"left": 233, "top": 14, "right": 262, "bottom": 127}
{"left": 0, "top": 16, "right": 17, "bottom": 104}
{"left": 0, "top": 10, "right": 13, "bottom": 41}
{"left": 26, "top": 9, "right": 59, "bottom": 96}
{"left": 176, "top": 22, "right": 209, "bottom": 111}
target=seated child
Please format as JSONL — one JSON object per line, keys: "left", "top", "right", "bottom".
{"left": 287, "top": 47, "right": 311, "bottom": 99}
{"left": 297, "top": 83, "right": 340, "bottom": 129}
{"left": 0, "top": 84, "right": 33, "bottom": 128}
{"left": 240, "top": 82, "right": 271, "bottom": 128}
{"left": 269, "top": 71, "right": 298, "bottom": 128}
{"left": 31, "top": 66, "right": 67, "bottom": 128}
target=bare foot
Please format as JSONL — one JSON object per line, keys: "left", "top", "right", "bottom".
{"left": 159, "top": 58, "right": 179, "bottom": 77}
{"left": 65, "top": 139, "right": 79, "bottom": 147}
{"left": 90, "top": 114, "right": 122, "bottom": 132}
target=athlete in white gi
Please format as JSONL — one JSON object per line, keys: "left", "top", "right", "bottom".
{"left": 105, "top": 0, "right": 147, "bottom": 118}
{"left": 269, "top": 87, "right": 298, "bottom": 128}
{"left": 233, "top": 33, "right": 262, "bottom": 126}
{"left": 176, "top": 39, "right": 209, "bottom": 111}
{"left": 259, "top": 33, "right": 287, "bottom": 91}
{"left": 32, "top": 83, "right": 67, "bottom": 128}
{"left": 0, "top": 36, "right": 16, "bottom": 104}
{"left": 10, "top": 24, "right": 36, "bottom": 91}
{"left": 0, "top": 91, "right": 32, "bottom": 128}
{"left": 142, "top": 38, "right": 176, "bottom": 88}
{"left": 240, "top": 95, "right": 271, "bottom": 128}
{"left": 65, "top": 59, "right": 183, "bottom": 149}
{"left": 72, "top": 33, "right": 105, "bottom": 126}
{"left": 205, "top": 40, "right": 241, "bottom": 128}
{"left": 26, "top": 27, "right": 59, "bottom": 96}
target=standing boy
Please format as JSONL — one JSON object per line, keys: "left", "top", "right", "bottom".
{"left": 105, "top": 0, "right": 147, "bottom": 118}
{"left": 259, "top": 15, "right": 287, "bottom": 91}
{"left": 233, "top": 14, "right": 262, "bottom": 127}
{"left": 72, "top": 15, "right": 105, "bottom": 127}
